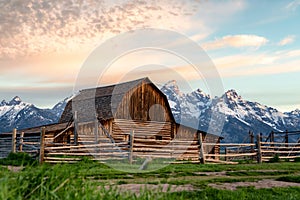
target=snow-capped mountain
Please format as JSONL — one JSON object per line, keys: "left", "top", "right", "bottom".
{"left": 0, "top": 96, "right": 70, "bottom": 133}
{"left": 161, "top": 80, "right": 300, "bottom": 143}
{"left": 51, "top": 96, "right": 73, "bottom": 118}
{"left": 1, "top": 81, "right": 299, "bottom": 143}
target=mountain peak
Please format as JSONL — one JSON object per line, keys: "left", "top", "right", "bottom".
{"left": 0, "top": 100, "right": 7, "bottom": 106}
{"left": 289, "top": 108, "right": 300, "bottom": 116}
{"left": 164, "top": 80, "right": 178, "bottom": 87}
{"left": 224, "top": 89, "right": 240, "bottom": 100}
{"left": 13, "top": 96, "right": 22, "bottom": 101}
{"left": 8, "top": 96, "right": 22, "bottom": 105}
{"left": 162, "top": 80, "right": 182, "bottom": 96}
{"left": 194, "top": 88, "right": 211, "bottom": 99}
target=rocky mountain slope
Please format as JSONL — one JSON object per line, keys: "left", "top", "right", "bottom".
{"left": 161, "top": 80, "right": 300, "bottom": 143}
{"left": 0, "top": 96, "right": 69, "bottom": 133}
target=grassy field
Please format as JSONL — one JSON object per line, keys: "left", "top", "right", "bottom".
{"left": 1, "top": 153, "right": 300, "bottom": 200}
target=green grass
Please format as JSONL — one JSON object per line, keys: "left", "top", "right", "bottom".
{"left": 226, "top": 171, "right": 291, "bottom": 176}
{"left": 1, "top": 155, "right": 300, "bottom": 199}
{"left": 277, "top": 176, "right": 300, "bottom": 183}
{"left": 0, "top": 152, "right": 37, "bottom": 166}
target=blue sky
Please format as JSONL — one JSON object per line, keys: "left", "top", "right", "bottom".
{"left": 0, "top": 0, "right": 299, "bottom": 111}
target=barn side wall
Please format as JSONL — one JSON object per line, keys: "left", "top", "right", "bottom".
{"left": 111, "top": 119, "right": 172, "bottom": 142}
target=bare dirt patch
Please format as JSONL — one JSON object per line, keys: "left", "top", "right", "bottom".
{"left": 194, "top": 171, "right": 228, "bottom": 176}
{"left": 6, "top": 165, "right": 23, "bottom": 172}
{"left": 105, "top": 184, "right": 195, "bottom": 195}
{"left": 195, "top": 170, "right": 289, "bottom": 177}
{"left": 209, "top": 179, "right": 300, "bottom": 190}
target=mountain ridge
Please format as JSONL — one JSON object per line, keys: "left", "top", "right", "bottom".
{"left": 0, "top": 96, "right": 69, "bottom": 133}
{"left": 1, "top": 81, "right": 299, "bottom": 143}
{"left": 161, "top": 80, "right": 300, "bottom": 142}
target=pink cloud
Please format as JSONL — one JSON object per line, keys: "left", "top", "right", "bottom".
{"left": 202, "top": 34, "right": 268, "bottom": 50}
{"left": 278, "top": 35, "right": 295, "bottom": 46}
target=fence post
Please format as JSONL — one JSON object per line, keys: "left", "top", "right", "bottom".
{"left": 171, "top": 141, "right": 174, "bottom": 159}
{"left": 257, "top": 134, "right": 262, "bottom": 164}
{"left": 11, "top": 128, "right": 17, "bottom": 153}
{"left": 19, "top": 132, "right": 24, "bottom": 152}
{"left": 39, "top": 127, "right": 46, "bottom": 164}
{"left": 250, "top": 131, "right": 255, "bottom": 160}
{"left": 198, "top": 132, "right": 206, "bottom": 164}
{"left": 94, "top": 118, "right": 99, "bottom": 144}
{"left": 270, "top": 131, "right": 274, "bottom": 147}
{"left": 74, "top": 111, "right": 78, "bottom": 145}
{"left": 260, "top": 133, "right": 263, "bottom": 142}
{"left": 285, "top": 130, "right": 288, "bottom": 147}
{"left": 225, "top": 147, "right": 228, "bottom": 162}
{"left": 129, "top": 130, "right": 134, "bottom": 164}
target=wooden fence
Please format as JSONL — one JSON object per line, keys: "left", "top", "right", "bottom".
{"left": 256, "top": 134, "right": 300, "bottom": 163}
{"left": 0, "top": 134, "right": 12, "bottom": 158}
{"left": 205, "top": 143, "right": 256, "bottom": 164}
{"left": 0, "top": 128, "right": 40, "bottom": 159}
{"left": 1, "top": 128, "right": 300, "bottom": 164}
{"left": 41, "top": 120, "right": 130, "bottom": 164}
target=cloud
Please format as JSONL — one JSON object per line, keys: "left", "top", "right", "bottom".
{"left": 243, "top": 59, "right": 300, "bottom": 76}
{"left": 286, "top": 49, "right": 300, "bottom": 57}
{"left": 202, "top": 35, "right": 268, "bottom": 50}
{"left": 211, "top": 50, "right": 300, "bottom": 78}
{"left": 0, "top": 0, "right": 248, "bottom": 60}
{"left": 286, "top": 0, "right": 300, "bottom": 11}
{"left": 212, "top": 53, "right": 284, "bottom": 71}
{"left": 0, "top": 0, "right": 201, "bottom": 60}
{"left": 278, "top": 35, "right": 295, "bottom": 46}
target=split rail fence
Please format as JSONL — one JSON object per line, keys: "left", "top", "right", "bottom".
{"left": 1, "top": 128, "right": 300, "bottom": 164}
{"left": 257, "top": 132, "right": 300, "bottom": 163}
{"left": 0, "top": 129, "right": 40, "bottom": 159}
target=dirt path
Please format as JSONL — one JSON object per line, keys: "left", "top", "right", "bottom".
{"left": 5, "top": 165, "right": 23, "bottom": 172}
{"left": 209, "top": 179, "right": 300, "bottom": 190}
{"left": 105, "top": 184, "right": 195, "bottom": 195}
{"left": 194, "top": 169, "right": 289, "bottom": 177}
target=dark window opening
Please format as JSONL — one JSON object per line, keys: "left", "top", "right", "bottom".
{"left": 67, "top": 135, "right": 71, "bottom": 144}
{"left": 156, "top": 135, "right": 163, "bottom": 140}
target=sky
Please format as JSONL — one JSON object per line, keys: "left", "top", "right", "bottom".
{"left": 0, "top": 0, "right": 300, "bottom": 112}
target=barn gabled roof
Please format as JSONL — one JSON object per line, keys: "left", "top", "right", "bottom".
{"left": 59, "top": 77, "right": 175, "bottom": 123}
{"left": 73, "top": 77, "right": 150, "bottom": 101}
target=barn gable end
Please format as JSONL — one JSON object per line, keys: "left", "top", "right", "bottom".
{"left": 59, "top": 77, "right": 174, "bottom": 124}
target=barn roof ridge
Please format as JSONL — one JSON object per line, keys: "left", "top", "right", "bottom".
{"left": 80, "top": 77, "right": 150, "bottom": 92}
{"left": 72, "top": 77, "right": 152, "bottom": 100}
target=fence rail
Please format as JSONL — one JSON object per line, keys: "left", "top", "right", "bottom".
{"left": 0, "top": 129, "right": 40, "bottom": 159}
{"left": 1, "top": 127, "right": 299, "bottom": 164}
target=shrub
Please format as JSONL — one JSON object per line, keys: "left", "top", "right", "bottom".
{"left": 0, "top": 152, "right": 37, "bottom": 166}
{"left": 294, "top": 157, "right": 300, "bottom": 162}
{"left": 269, "top": 154, "right": 280, "bottom": 163}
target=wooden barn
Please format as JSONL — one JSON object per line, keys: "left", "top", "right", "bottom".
{"left": 57, "top": 77, "right": 221, "bottom": 161}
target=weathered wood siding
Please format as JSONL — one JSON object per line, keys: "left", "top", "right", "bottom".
{"left": 112, "top": 119, "right": 172, "bottom": 142}
{"left": 114, "top": 82, "right": 173, "bottom": 122}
